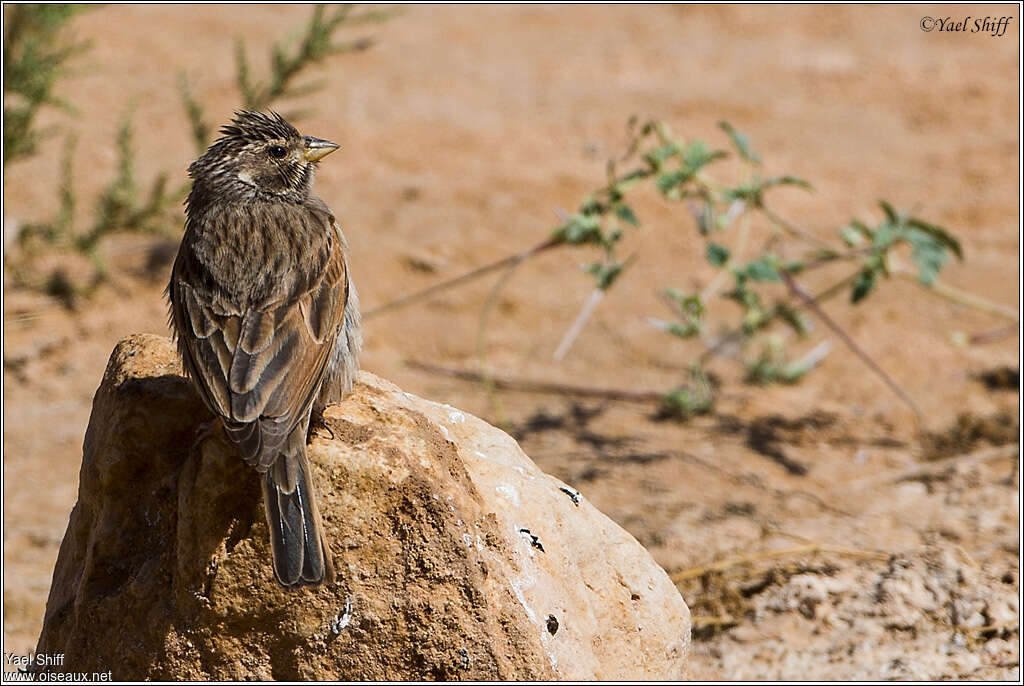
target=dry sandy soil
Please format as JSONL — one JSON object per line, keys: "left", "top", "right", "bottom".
{"left": 3, "top": 4, "right": 1020, "bottom": 679}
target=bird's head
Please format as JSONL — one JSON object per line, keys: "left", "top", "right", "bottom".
{"left": 188, "top": 110, "right": 339, "bottom": 203}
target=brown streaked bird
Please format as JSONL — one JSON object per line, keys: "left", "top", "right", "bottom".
{"left": 167, "top": 110, "right": 362, "bottom": 588}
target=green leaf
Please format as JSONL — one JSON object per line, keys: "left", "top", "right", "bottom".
{"left": 617, "top": 168, "right": 650, "bottom": 186}
{"left": 681, "top": 140, "right": 727, "bottom": 171}
{"left": 725, "top": 279, "right": 770, "bottom": 333}
{"left": 718, "top": 121, "right": 761, "bottom": 164}
{"left": 906, "top": 217, "right": 963, "bottom": 260}
{"left": 583, "top": 261, "right": 625, "bottom": 290}
{"left": 715, "top": 208, "right": 738, "bottom": 231}
{"left": 614, "top": 204, "right": 640, "bottom": 226}
{"left": 848, "top": 220, "right": 874, "bottom": 239}
{"left": 660, "top": 387, "right": 714, "bottom": 418}
{"left": 648, "top": 316, "right": 700, "bottom": 339}
{"left": 655, "top": 169, "right": 694, "bottom": 195}
{"left": 746, "top": 351, "right": 821, "bottom": 385}
{"left": 579, "top": 196, "right": 604, "bottom": 216}
{"left": 783, "top": 260, "right": 805, "bottom": 274}
{"left": 681, "top": 139, "right": 708, "bottom": 166}
{"left": 644, "top": 142, "right": 680, "bottom": 167}
{"left": 666, "top": 321, "right": 701, "bottom": 339}
{"left": 872, "top": 222, "right": 899, "bottom": 252}
{"left": 660, "top": 289, "right": 705, "bottom": 338}
{"left": 763, "top": 175, "right": 813, "bottom": 191}
{"left": 839, "top": 225, "right": 865, "bottom": 247}
{"left": 723, "top": 175, "right": 811, "bottom": 205}
{"left": 905, "top": 231, "right": 947, "bottom": 285}
{"left": 706, "top": 242, "right": 730, "bottom": 267}
{"left": 879, "top": 200, "right": 899, "bottom": 223}
{"left": 665, "top": 288, "right": 705, "bottom": 318}
{"left": 774, "top": 302, "right": 809, "bottom": 335}
{"left": 851, "top": 268, "right": 877, "bottom": 303}
{"left": 721, "top": 182, "right": 760, "bottom": 204}
{"left": 739, "top": 255, "right": 781, "bottom": 282}
{"left": 553, "top": 213, "right": 603, "bottom": 245}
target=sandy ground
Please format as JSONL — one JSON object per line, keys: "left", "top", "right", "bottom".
{"left": 3, "top": 4, "right": 1020, "bottom": 679}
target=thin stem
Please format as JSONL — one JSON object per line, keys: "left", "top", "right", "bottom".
{"left": 969, "top": 324, "right": 1017, "bottom": 345}
{"left": 780, "top": 269, "right": 924, "bottom": 422}
{"left": 848, "top": 444, "right": 1018, "bottom": 492}
{"left": 889, "top": 263, "right": 1019, "bottom": 322}
{"left": 699, "top": 201, "right": 748, "bottom": 302}
{"left": 473, "top": 251, "right": 533, "bottom": 425}
{"left": 808, "top": 270, "right": 862, "bottom": 304}
{"left": 363, "top": 237, "right": 562, "bottom": 319}
{"left": 698, "top": 270, "right": 860, "bottom": 365}
{"left": 475, "top": 256, "right": 530, "bottom": 364}
{"left": 761, "top": 206, "right": 836, "bottom": 251}
{"left": 799, "top": 245, "right": 875, "bottom": 271}
{"left": 552, "top": 288, "right": 605, "bottom": 362}
{"left": 405, "top": 360, "right": 666, "bottom": 403}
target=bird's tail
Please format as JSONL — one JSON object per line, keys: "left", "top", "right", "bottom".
{"left": 261, "top": 444, "right": 334, "bottom": 588}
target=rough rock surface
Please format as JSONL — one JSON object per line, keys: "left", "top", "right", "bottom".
{"left": 705, "top": 541, "right": 1019, "bottom": 680}
{"left": 34, "top": 334, "right": 690, "bottom": 680}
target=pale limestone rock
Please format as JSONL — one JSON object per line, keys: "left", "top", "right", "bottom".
{"left": 35, "top": 334, "right": 690, "bottom": 680}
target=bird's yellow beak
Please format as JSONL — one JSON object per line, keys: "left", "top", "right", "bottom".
{"left": 303, "top": 136, "right": 340, "bottom": 162}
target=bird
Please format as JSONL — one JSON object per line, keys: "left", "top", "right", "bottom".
{"left": 167, "top": 110, "right": 362, "bottom": 588}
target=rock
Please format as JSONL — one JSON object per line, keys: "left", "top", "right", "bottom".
{"left": 35, "top": 334, "right": 690, "bottom": 680}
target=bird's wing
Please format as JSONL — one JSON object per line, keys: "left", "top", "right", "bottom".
{"left": 171, "top": 226, "right": 349, "bottom": 475}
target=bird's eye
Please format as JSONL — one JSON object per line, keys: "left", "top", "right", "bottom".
{"left": 268, "top": 145, "right": 287, "bottom": 159}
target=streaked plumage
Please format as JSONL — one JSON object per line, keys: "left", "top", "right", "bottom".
{"left": 167, "top": 111, "right": 361, "bottom": 588}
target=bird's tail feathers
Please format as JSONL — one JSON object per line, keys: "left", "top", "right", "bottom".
{"left": 261, "top": 447, "right": 334, "bottom": 588}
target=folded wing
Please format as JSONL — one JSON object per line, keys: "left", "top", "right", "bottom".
{"left": 170, "top": 229, "right": 349, "bottom": 485}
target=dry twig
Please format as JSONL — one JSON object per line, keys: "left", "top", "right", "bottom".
{"left": 889, "top": 263, "right": 1019, "bottom": 323}
{"left": 779, "top": 269, "right": 923, "bottom": 422}
{"left": 365, "top": 237, "right": 561, "bottom": 319}
{"left": 969, "top": 324, "right": 1018, "bottom": 345}
{"left": 405, "top": 359, "right": 666, "bottom": 403}
{"left": 848, "top": 443, "right": 1020, "bottom": 492}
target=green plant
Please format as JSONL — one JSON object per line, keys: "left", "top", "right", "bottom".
{"left": 6, "top": 4, "right": 394, "bottom": 304}
{"left": 3, "top": 4, "right": 91, "bottom": 165}
{"left": 235, "top": 4, "right": 393, "bottom": 116}
{"left": 14, "top": 114, "right": 182, "bottom": 300}
{"left": 369, "top": 118, "right": 1017, "bottom": 421}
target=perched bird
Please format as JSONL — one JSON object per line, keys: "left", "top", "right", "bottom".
{"left": 167, "top": 110, "right": 362, "bottom": 588}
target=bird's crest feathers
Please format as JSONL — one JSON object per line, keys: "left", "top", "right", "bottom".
{"left": 217, "top": 110, "right": 300, "bottom": 145}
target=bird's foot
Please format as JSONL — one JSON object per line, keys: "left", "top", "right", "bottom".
{"left": 308, "top": 410, "right": 336, "bottom": 441}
